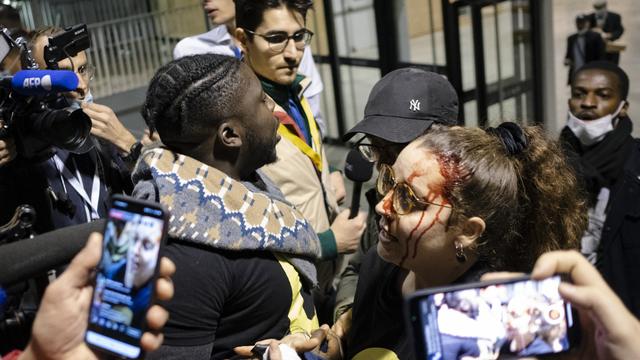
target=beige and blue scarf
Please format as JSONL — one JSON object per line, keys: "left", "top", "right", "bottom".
{"left": 131, "top": 147, "right": 320, "bottom": 286}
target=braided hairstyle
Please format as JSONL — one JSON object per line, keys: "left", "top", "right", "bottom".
{"left": 142, "top": 54, "right": 246, "bottom": 148}
{"left": 417, "top": 123, "right": 587, "bottom": 272}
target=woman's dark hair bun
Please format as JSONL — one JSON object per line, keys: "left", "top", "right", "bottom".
{"left": 486, "top": 122, "right": 528, "bottom": 156}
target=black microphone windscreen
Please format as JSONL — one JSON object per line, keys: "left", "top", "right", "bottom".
{"left": 0, "top": 220, "right": 105, "bottom": 286}
{"left": 344, "top": 149, "right": 374, "bottom": 183}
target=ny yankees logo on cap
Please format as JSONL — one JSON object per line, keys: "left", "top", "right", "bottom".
{"left": 409, "top": 99, "right": 421, "bottom": 112}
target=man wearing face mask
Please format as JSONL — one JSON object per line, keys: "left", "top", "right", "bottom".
{"left": 559, "top": 61, "right": 640, "bottom": 319}
{"left": 0, "top": 26, "right": 134, "bottom": 234}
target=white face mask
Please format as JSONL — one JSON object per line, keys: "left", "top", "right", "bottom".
{"left": 67, "top": 90, "right": 94, "bottom": 110}
{"left": 567, "top": 101, "right": 625, "bottom": 146}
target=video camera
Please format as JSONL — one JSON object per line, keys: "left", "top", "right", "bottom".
{"left": 0, "top": 24, "right": 94, "bottom": 351}
{"left": 0, "top": 24, "right": 92, "bottom": 159}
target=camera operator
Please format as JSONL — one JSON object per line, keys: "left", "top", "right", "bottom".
{"left": 30, "top": 27, "right": 139, "bottom": 156}
{"left": 0, "top": 25, "right": 136, "bottom": 234}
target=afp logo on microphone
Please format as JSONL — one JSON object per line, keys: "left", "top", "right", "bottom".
{"left": 22, "top": 75, "right": 53, "bottom": 90}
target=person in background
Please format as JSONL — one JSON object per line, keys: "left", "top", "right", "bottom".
{"left": 560, "top": 61, "right": 640, "bottom": 319}
{"left": 173, "top": 0, "right": 328, "bottom": 136}
{"left": 587, "top": 0, "right": 624, "bottom": 64}
{"left": 0, "top": 26, "right": 136, "bottom": 234}
{"left": 235, "top": 0, "right": 366, "bottom": 324}
{"left": 564, "top": 14, "right": 606, "bottom": 85}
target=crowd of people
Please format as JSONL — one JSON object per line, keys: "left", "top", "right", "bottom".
{"left": 0, "top": 0, "right": 639, "bottom": 359}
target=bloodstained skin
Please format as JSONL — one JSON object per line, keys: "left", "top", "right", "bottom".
{"left": 382, "top": 195, "right": 393, "bottom": 215}
{"left": 399, "top": 209, "right": 426, "bottom": 266}
{"left": 401, "top": 149, "right": 463, "bottom": 264}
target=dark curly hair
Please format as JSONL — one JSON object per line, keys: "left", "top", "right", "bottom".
{"left": 417, "top": 124, "right": 587, "bottom": 272}
{"left": 141, "top": 54, "right": 246, "bottom": 148}
{"left": 235, "top": 0, "right": 313, "bottom": 36}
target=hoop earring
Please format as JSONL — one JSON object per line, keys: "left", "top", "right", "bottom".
{"left": 455, "top": 242, "right": 467, "bottom": 263}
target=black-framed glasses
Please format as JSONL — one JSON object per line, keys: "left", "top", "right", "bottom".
{"left": 377, "top": 164, "right": 452, "bottom": 215}
{"left": 245, "top": 28, "right": 314, "bottom": 52}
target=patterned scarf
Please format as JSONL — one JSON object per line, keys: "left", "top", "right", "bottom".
{"left": 131, "top": 147, "right": 320, "bottom": 286}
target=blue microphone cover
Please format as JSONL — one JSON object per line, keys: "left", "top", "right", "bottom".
{"left": 11, "top": 70, "right": 79, "bottom": 96}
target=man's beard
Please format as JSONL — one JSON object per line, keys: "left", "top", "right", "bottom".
{"left": 245, "top": 129, "right": 278, "bottom": 169}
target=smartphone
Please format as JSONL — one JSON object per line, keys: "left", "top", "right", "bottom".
{"left": 85, "top": 195, "right": 168, "bottom": 359}
{"left": 406, "top": 275, "right": 580, "bottom": 360}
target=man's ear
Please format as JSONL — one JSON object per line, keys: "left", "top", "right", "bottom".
{"left": 456, "top": 216, "right": 485, "bottom": 248}
{"left": 235, "top": 28, "right": 249, "bottom": 54}
{"left": 218, "top": 121, "right": 243, "bottom": 148}
{"left": 620, "top": 100, "right": 629, "bottom": 117}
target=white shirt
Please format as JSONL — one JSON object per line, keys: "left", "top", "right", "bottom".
{"left": 173, "top": 25, "right": 326, "bottom": 135}
{"left": 173, "top": 25, "right": 237, "bottom": 59}
{"left": 582, "top": 187, "right": 610, "bottom": 264}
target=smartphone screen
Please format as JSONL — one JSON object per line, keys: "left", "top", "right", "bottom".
{"left": 85, "top": 196, "right": 166, "bottom": 359}
{"left": 407, "top": 275, "right": 578, "bottom": 360}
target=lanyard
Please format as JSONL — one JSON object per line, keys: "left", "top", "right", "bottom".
{"left": 52, "top": 154, "right": 102, "bottom": 221}
{"left": 277, "top": 96, "right": 323, "bottom": 172}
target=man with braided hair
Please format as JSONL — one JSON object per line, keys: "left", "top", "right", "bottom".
{"left": 135, "top": 54, "right": 321, "bottom": 359}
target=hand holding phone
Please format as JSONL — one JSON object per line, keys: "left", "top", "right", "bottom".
{"left": 530, "top": 251, "right": 640, "bottom": 360}
{"left": 22, "top": 230, "right": 174, "bottom": 360}
{"left": 85, "top": 195, "right": 168, "bottom": 359}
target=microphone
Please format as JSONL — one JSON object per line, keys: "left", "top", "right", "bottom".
{"left": 1, "top": 70, "right": 79, "bottom": 96}
{"left": 0, "top": 220, "right": 105, "bottom": 286}
{"left": 344, "top": 148, "right": 374, "bottom": 219}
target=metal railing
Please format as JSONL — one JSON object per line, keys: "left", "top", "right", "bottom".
{"left": 86, "top": 5, "right": 200, "bottom": 98}
{"left": 9, "top": 0, "right": 150, "bottom": 33}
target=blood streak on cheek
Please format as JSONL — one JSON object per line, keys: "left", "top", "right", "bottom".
{"left": 399, "top": 210, "right": 425, "bottom": 267}
{"left": 382, "top": 196, "right": 393, "bottom": 215}
{"left": 411, "top": 206, "right": 445, "bottom": 259}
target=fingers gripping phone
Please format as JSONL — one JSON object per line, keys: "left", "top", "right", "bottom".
{"left": 85, "top": 195, "right": 168, "bottom": 359}
{"left": 406, "top": 275, "right": 580, "bottom": 360}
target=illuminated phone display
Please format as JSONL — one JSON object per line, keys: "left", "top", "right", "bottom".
{"left": 408, "top": 275, "right": 578, "bottom": 360}
{"left": 85, "top": 197, "right": 166, "bottom": 359}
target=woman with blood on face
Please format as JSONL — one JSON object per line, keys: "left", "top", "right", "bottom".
{"left": 342, "top": 123, "right": 587, "bottom": 360}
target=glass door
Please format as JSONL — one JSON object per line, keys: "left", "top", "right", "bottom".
{"left": 443, "top": 0, "right": 540, "bottom": 127}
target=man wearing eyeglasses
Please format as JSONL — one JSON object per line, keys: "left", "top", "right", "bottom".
{"left": 333, "top": 68, "right": 459, "bottom": 327}
{"left": 235, "top": 0, "right": 367, "bottom": 325}
{"left": 173, "top": 0, "right": 328, "bottom": 136}
{"left": 0, "top": 26, "right": 136, "bottom": 234}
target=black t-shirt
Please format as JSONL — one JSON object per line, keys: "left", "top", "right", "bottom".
{"left": 346, "top": 247, "right": 415, "bottom": 360}
{"left": 154, "top": 240, "right": 315, "bottom": 360}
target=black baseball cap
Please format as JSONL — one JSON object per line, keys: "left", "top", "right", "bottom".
{"left": 343, "top": 68, "right": 459, "bottom": 143}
